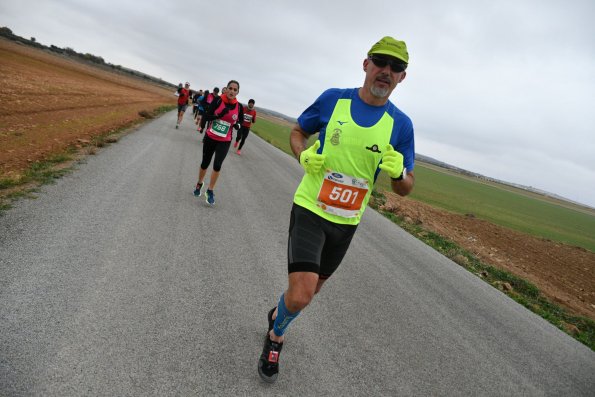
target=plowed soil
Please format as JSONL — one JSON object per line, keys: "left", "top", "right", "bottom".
{"left": 0, "top": 38, "right": 174, "bottom": 178}
{"left": 381, "top": 193, "right": 595, "bottom": 320}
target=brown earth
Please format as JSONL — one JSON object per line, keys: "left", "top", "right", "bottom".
{"left": 0, "top": 38, "right": 174, "bottom": 178}
{"left": 2, "top": 38, "right": 594, "bottom": 322}
{"left": 381, "top": 193, "right": 595, "bottom": 320}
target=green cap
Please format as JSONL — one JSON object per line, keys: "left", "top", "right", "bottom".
{"left": 368, "top": 36, "right": 409, "bottom": 63}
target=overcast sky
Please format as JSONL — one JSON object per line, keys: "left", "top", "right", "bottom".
{"left": 2, "top": 0, "right": 594, "bottom": 207}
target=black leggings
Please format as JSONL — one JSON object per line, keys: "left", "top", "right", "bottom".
{"left": 235, "top": 126, "right": 250, "bottom": 150}
{"left": 201, "top": 135, "right": 231, "bottom": 172}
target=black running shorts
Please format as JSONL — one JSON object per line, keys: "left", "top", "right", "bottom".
{"left": 288, "top": 203, "right": 357, "bottom": 279}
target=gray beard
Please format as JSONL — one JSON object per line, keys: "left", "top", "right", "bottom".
{"left": 370, "top": 85, "right": 389, "bottom": 98}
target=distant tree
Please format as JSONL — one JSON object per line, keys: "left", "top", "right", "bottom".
{"left": 31, "top": 37, "right": 36, "bottom": 42}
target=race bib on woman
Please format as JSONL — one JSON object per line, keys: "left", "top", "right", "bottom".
{"left": 210, "top": 119, "right": 231, "bottom": 138}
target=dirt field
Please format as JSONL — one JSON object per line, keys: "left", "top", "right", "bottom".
{"left": 2, "top": 38, "right": 594, "bottom": 322}
{"left": 0, "top": 38, "right": 174, "bottom": 178}
{"left": 381, "top": 193, "right": 595, "bottom": 320}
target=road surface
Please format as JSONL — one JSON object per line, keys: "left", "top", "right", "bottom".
{"left": 1, "top": 112, "right": 593, "bottom": 396}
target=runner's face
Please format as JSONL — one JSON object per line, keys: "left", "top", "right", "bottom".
{"left": 226, "top": 83, "right": 239, "bottom": 100}
{"left": 363, "top": 56, "right": 406, "bottom": 99}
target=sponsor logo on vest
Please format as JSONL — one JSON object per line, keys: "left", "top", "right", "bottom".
{"left": 352, "top": 178, "right": 367, "bottom": 188}
{"left": 337, "top": 120, "right": 348, "bottom": 125}
{"left": 331, "top": 129, "right": 341, "bottom": 145}
{"left": 366, "top": 144, "right": 381, "bottom": 153}
{"left": 328, "top": 172, "right": 343, "bottom": 182}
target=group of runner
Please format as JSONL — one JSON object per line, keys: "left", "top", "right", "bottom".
{"left": 175, "top": 81, "right": 257, "bottom": 206}
{"left": 179, "top": 36, "right": 416, "bottom": 384}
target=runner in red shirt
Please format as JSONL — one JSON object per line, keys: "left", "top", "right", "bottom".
{"left": 176, "top": 82, "right": 191, "bottom": 129}
{"left": 234, "top": 99, "right": 257, "bottom": 155}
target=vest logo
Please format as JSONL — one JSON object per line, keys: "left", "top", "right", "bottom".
{"left": 352, "top": 178, "right": 367, "bottom": 188}
{"left": 337, "top": 120, "right": 348, "bottom": 125}
{"left": 232, "top": 114, "right": 238, "bottom": 121}
{"left": 331, "top": 129, "right": 341, "bottom": 145}
{"left": 328, "top": 172, "right": 343, "bottom": 182}
{"left": 366, "top": 144, "right": 381, "bottom": 153}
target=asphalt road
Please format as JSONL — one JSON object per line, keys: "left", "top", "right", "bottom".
{"left": 1, "top": 112, "right": 594, "bottom": 396}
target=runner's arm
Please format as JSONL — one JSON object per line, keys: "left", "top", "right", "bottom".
{"left": 236, "top": 104, "right": 244, "bottom": 129}
{"left": 202, "top": 98, "right": 223, "bottom": 121}
{"left": 290, "top": 123, "right": 312, "bottom": 161}
{"left": 391, "top": 170, "right": 414, "bottom": 196}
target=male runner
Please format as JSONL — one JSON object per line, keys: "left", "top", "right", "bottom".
{"left": 258, "top": 36, "right": 415, "bottom": 383}
{"left": 234, "top": 99, "right": 256, "bottom": 154}
{"left": 176, "top": 82, "right": 191, "bottom": 129}
{"left": 192, "top": 89, "right": 204, "bottom": 119}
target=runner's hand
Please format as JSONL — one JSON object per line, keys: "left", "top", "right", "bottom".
{"left": 379, "top": 144, "right": 404, "bottom": 179}
{"left": 299, "top": 140, "right": 326, "bottom": 174}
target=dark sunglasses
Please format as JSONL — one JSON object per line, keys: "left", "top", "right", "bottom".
{"left": 368, "top": 55, "right": 407, "bottom": 73}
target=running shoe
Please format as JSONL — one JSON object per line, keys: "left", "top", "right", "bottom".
{"left": 236, "top": 150, "right": 241, "bottom": 155}
{"left": 175, "top": 124, "right": 179, "bottom": 129}
{"left": 267, "top": 307, "right": 276, "bottom": 332}
{"left": 258, "top": 334, "right": 283, "bottom": 383}
{"left": 193, "top": 182, "right": 203, "bottom": 197}
{"left": 233, "top": 140, "right": 239, "bottom": 148}
{"left": 206, "top": 189, "right": 215, "bottom": 205}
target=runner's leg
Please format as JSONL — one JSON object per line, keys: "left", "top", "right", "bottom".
{"left": 199, "top": 136, "right": 217, "bottom": 183}
{"left": 199, "top": 116, "right": 207, "bottom": 132}
{"left": 259, "top": 205, "right": 328, "bottom": 382}
{"left": 207, "top": 140, "right": 231, "bottom": 190}
{"left": 238, "top": 127, "right": 250, "bottom": 150}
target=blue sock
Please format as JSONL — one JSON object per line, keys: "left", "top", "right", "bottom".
{"left": 272, "top": 293, "right": 301, "bottom": 337}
